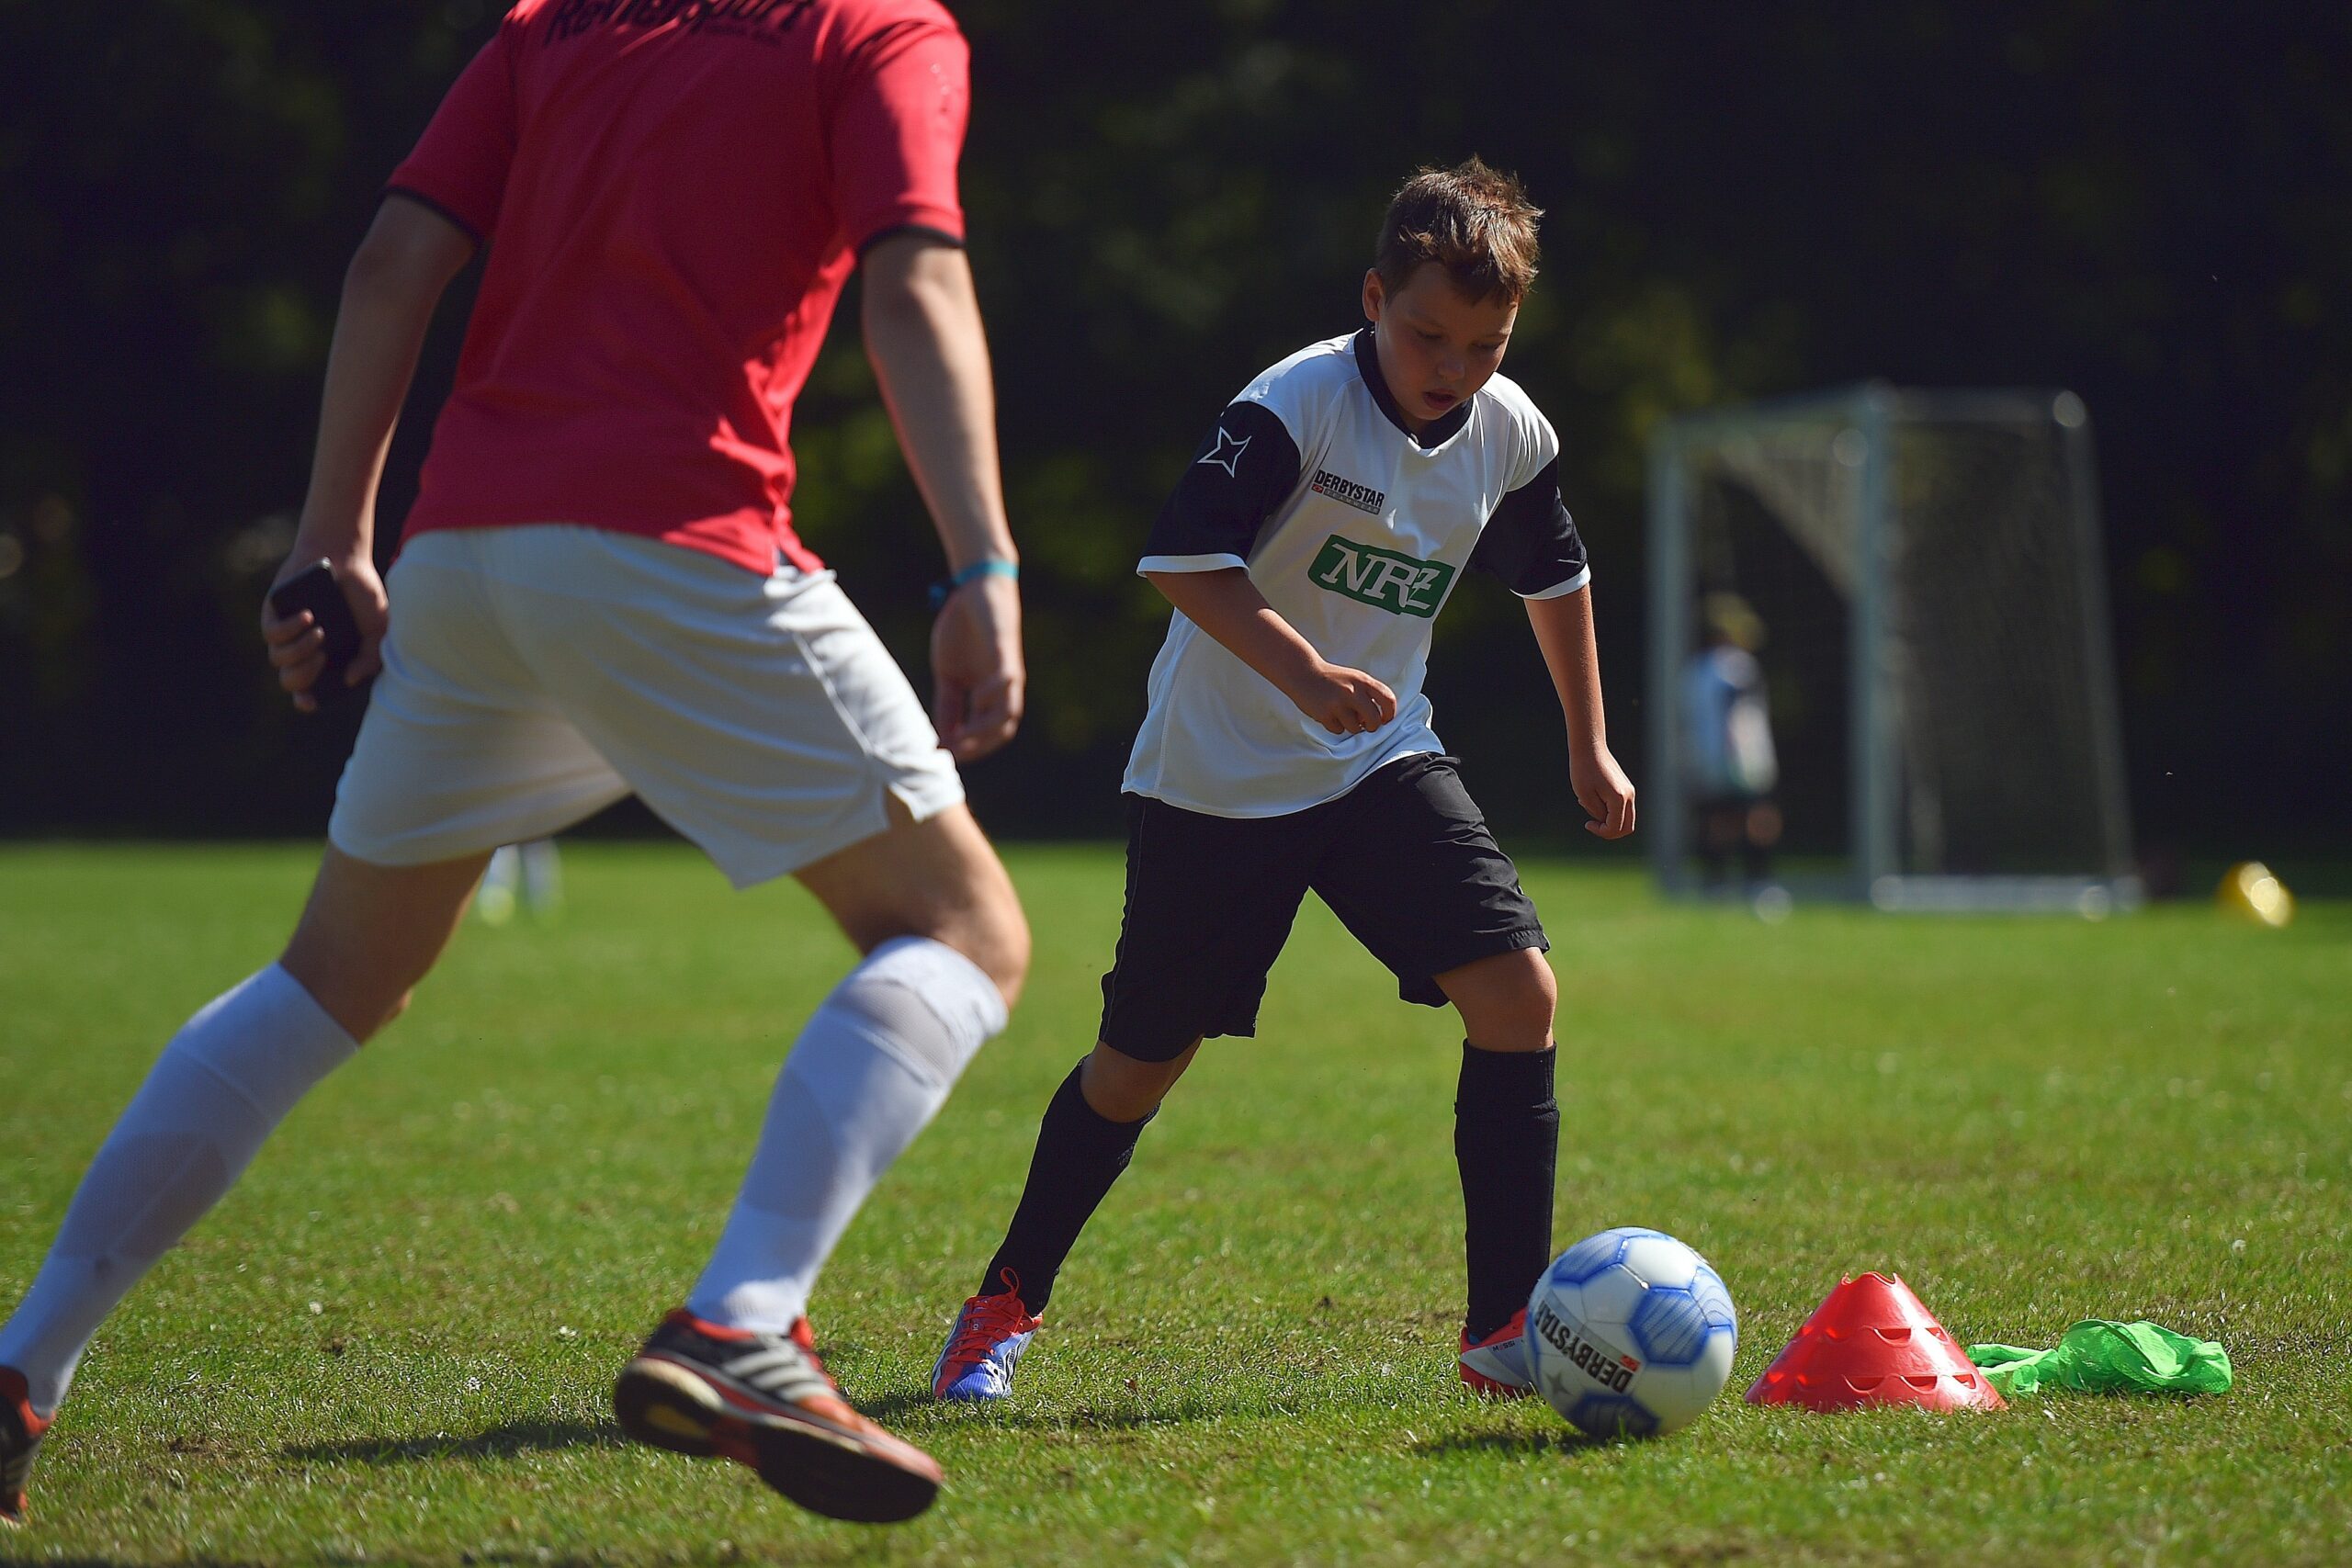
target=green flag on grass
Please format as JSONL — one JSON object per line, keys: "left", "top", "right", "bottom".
{"left": 1968, "top": 1320, "right": 2231, "bottom": 1398}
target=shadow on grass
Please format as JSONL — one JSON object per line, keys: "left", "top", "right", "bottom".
{"left": 25, "top": 1559, "right": 597, "bottom": 1568}
{"left": 24, "top": 1554, "right": 864, "bottom": 1568}
{"left": 280, "top": 1394, "right": 1217, "bottom": 1469}
{"left": 282, "top": 1418, "right": 628, "bottom": 1466}
{"left": 863, "top": 1389, "right": 1219, "bottom": 1430}
{"left": 1413, "top": 1427, "right": 1611, "bottom": 1459}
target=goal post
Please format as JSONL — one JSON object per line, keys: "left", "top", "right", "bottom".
{"left": 1645, "top": 382, "right": 2139, "bottom": 913}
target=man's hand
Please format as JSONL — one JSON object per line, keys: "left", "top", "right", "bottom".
{"left": 261, "top": 548, "right": 388, "bottom": 714}
{"left": 1285, "top": 660, "right": 1397, "bottom": 737}
{"left": 1571, "top": 740, "right": 1636, "bottom": 839}
{"left": 258, "top": 194, "right": 471, "bottom": 715}
{"left": 931, "top": 572, "right": 1023, "bottom": 761}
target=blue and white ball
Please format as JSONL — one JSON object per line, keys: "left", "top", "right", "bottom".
{"left": 1524, "top": 1226, "right": 1737, "bottom": 1438}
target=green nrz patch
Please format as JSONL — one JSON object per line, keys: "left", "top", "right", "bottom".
{"left": 1308, "top": 535, "right": 1455, "bottom": 617}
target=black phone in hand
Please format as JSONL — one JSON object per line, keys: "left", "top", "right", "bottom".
{"left": 267, "top": 559, "right": 368, "bottom": 708}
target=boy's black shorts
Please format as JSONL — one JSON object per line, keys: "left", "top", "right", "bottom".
{"left": 1098, "top": 752, "right": 1549, "bottom": 1062}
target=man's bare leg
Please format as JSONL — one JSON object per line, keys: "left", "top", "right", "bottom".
{"left": 0, "top": 846, "right": 486, "bottom": 1524}
{"left": 681, "top": 796, "right": 1030, "bottom": 1335}
{"left": 792, "top": 798, "right": 1029, "bottom": 1004}
{"left": 281, "top": 846, "right": 494, "bottom": 1041}
{"left": 616, "top": 800, "right": 1028, "bottom": 1521}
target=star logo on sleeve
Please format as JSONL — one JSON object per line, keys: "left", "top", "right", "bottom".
{"left": 1197, "top": 425, "right": 1251, "bottom": 477}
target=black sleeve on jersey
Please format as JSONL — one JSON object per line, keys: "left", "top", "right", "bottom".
{"left": 1470, "top": 457, "right": 1589, "bottom": 596}
{"left": 1140, "top": 400, "right": 1303, "bottom": 564}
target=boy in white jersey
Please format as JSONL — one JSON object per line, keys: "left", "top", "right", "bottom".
{"left": 932, "top": 160, "right": 1635, "bottom": 1403}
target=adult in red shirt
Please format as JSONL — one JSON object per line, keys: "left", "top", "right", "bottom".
{"left": 0, "top": 0, "right": 1025, "bottom": 1527}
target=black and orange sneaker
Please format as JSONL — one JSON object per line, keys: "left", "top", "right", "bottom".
{"left": 1459, "top": 1309, "right": 1537, "bottom": 1398}
{"left": 1, "top": 1367, "right": 51, "bottom": 1529}
{"left": 614, "top": 1310, "right": 941, "bottom": 1524}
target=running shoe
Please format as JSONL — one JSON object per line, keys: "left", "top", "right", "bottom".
{"left": 932, "top": 1270, "right": 1042, "bottom": 1404}
{"left": 1459, "top": 1308, "right": 1536, "bottom": 1397}
{"left": 1, "top": 1367, "right": 49, "bottom": 1529}
{"left": 614, "top": 1311, "right": 939, "bottom": 1524}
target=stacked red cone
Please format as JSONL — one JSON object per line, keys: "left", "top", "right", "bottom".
{"left": 1746, "top": 1272, "right": 2005, "bottom": 1412}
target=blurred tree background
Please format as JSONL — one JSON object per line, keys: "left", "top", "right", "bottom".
{"left": 2, "top": 0, "right": 2346, "bottom": 863}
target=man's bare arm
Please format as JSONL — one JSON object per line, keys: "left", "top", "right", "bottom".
{"left": 263, "top": 196, "right": 475, "bottom": 709}
{"left": 1142, "top": 567, "right": 1396, "bottom": 737}
{"left": 862, "top": 233, "right": 1023, "bottom": 761}
{"left": 1525, "top": 586, "right": 1635, "bottom": 838}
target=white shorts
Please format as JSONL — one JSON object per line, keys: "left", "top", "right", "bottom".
{"left": 328, "top": 525, "right": 963, "bottom": 887}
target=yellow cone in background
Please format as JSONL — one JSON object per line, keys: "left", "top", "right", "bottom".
{"left": 2217, "top": 862, "right": 2295, "bottom": 928}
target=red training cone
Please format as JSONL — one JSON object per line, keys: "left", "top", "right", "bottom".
{"left": 1745, "top": 1272, "right": 2005, "bottom": 1412}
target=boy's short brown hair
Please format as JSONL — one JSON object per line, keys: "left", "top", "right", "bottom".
{"left": 1374, "top": 157, "right": 1543, "bottom": 306}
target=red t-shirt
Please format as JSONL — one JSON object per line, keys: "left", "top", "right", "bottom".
{"left": 389, "top": 0, "right": 970, "bottom": 575}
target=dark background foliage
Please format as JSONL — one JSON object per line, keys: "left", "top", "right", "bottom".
{"left": 2, "top": 1, "right": 2345, "bottom": 863}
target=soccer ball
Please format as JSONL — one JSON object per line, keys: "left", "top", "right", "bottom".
{"left": 1524, "top": 1226, "right": 1737, "bottom": 1438}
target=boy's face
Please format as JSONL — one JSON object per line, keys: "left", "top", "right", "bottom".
{"left": 1362, "top": 262, "right": 1519, "bottom": 433}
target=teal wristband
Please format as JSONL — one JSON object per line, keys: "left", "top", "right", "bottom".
{"left": 930, "top": 558, "right": 1018, "bottom": 608}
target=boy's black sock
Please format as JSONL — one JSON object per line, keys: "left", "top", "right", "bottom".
{"left": 978, "top": 1060, "right": 1155, "bottom": 1312}
{"left": 1454, "top": 1041, "right": 1559, "bottom": 1342}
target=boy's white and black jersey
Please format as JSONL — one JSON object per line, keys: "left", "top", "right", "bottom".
{"left": 1125, "top": 329, "right": 1589, "bottom": 818}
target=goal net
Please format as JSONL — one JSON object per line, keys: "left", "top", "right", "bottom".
{"left": 1646, "top": 384, "right": 2137, "bottom": 912}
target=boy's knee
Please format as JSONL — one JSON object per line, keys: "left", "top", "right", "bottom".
{"left": 1081, "top": 1038, "right": 1193, "bottom": 1122}
{"left": 1443, "top": 948, "right": 1556, "bottom": 1050}
{"left": 1481, "top": 997, "right": 1557, "bottom": 1050}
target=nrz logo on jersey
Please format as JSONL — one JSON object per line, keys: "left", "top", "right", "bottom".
{"left": 1311, "top": 468, "right": 1386, "bottom": 515}
{"left": 1309, "top": 536, "right": 1455, "bottom": 618}
{"left": 1533, "top": 1302, "right": 1639, "bottom": 1393}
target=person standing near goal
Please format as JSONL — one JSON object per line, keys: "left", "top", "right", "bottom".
{"left": 1, "top": 0, "right": 1024, "bottom": 1529}
{"left": 1680, "top": 592, "right": 1782, "bottom": 893}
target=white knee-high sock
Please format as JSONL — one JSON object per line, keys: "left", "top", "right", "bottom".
{"left": 0, "top": 964, "right": 356, "bottom": 1415}
{"left": 688, "top": 937, "right": 1007, "bottom": 1333}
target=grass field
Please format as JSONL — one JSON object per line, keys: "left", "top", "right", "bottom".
{"left": 2, "top": 842, "right": 2346, "bottom": 1566}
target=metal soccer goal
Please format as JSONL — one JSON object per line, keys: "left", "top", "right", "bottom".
{"left": 1645, "top": 382, "right": 2139, "bottom": 913}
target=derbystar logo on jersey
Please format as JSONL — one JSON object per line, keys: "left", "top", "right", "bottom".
{"left": 1310, "top": 468, "right": 1385, "bottom": 515}
{"left": 1310, "top": 536, "right": 1456, "bottom": 618}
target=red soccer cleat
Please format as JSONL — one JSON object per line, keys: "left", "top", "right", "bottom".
{"left": 1, "top": 1367, "right": 51, "bottom": 1529}
{"left": 932, "top": 1270, "right": 1044, "bottom": 1404}
{"left": 1460, "top": 1308, "right": 1537, "bottom": 1398}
